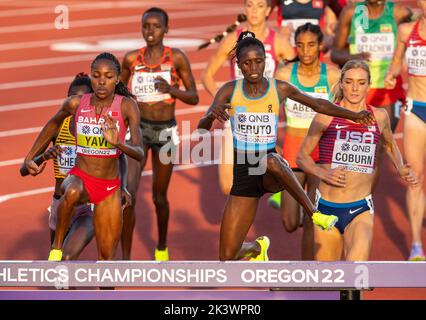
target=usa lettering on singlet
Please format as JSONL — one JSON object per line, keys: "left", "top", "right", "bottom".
{"left": 131, "top": 65, "right": 172, "bottom": 103}
{"left": 320, "top": 105, "right": 380, "bottom": 174}
{"left": 331, "top": 127, "right": 377, "bottom": 174}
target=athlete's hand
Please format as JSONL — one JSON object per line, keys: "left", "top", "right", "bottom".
{"left": 121, "top": 187, "right": 132, "bottom": 210}
{"left": 24, "top": 159, "right": 47, "bottom": 176}
{"left": 43, "top": 145, "right": 63, "bottom": 161}
{"left": 354, "top": 110, "right": 375, "bottom": 125}
{"left": 322, "top": 167, "right": 346, "bottom": 188}
{"left": 154, "top": 76, "right": 171, "bottom": 94}
{"left": 101, "top": 114, "right": 119, "bottom": 146}
{"left": 207, "top": 103, "right": 231, "bottom": 123}
{"left": 399, "top": 163, "right": 419, "bottom": 186}
{"left": 384, "top": 73, "right": 397, "bottom": 90}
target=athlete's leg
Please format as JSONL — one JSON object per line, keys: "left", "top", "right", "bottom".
{"left": 218, "top": 122, "right": 234, "bottom": 195}
{"left": 219, "top": 196, "right": 260, "bottom": 261}
{"left": 280, "top": 171, "right": 306, "bottom": 232}
{"left": 52, "top": 175, "right": 89, "bottom": 250}
{"left": 301, "top": 173, "right": 319, "bottom": 260}
{"left": 344, "top": 211, "right": 374, "bottom": 261}
{"left": 94, "top": 189, "right": 122, "bottom": 260}
{"left": 62, "top": 215, "right": 95, "bottom": 260}
{"left": 151, "top": 148, "right": 174, "bottom": 251}
{"left": 404, "top": 113, "right": 426, "bottom": 251}
{"left": 263, "top": 153, "right": 316, "bottom": 215}
{"left": 314, "top": 226, "right": 343, "bottom": 261}
{"left": 121, "top": 146, "right": 148, "bottom": 260}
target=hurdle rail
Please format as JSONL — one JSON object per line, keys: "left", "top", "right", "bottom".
{"left": 0, "top": 261, "right": 424, "bottom": 300}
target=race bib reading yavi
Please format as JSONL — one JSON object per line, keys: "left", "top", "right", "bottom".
{"left": 131, "top": 70, "right": 172, "bottom": 103}
{"left": 331, "top": 130, "right": 376, "bottom": 174}
{"left": 76, "top": 121, "right": 118, "bottom": 156}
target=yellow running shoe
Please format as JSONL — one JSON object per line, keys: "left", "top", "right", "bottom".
{"left": 249, "top": 236, "right": 270, "bottom": 261}
{"left": 267, "top": 192, "right": 281, "bottom": 210}
{"left": 312, "top": 211, "right": 338, "bottom": 231}
{"left": 155, "top": 247, "right": 169, "bottom": 261}
{"left": 48, "top": 249, "right": 63, "bottom": 261}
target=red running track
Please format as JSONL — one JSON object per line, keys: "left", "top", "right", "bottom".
{"left": 0, "top": 0, "right": 424, "bottom": 299}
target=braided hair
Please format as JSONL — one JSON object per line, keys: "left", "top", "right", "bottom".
{"left": 91, "top": 52, "right": 135, "bottom": 99}
{"left": 198, "top": 14, "right": 247, "bottom": 50}
{"left": 67, "top": 72, "right": 92, "bottom": 96}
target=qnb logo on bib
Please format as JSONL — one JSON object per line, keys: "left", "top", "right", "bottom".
{"left": 355, "top": 33, "right": 394, "bottom": 60}
{"left": 76, "top": 122, "right": 118, "bottom": 156}
{"left": 406, "top": 46, "right": 426, "bottom": 76}
{"left": 233, "top": 112, "right": 276, "bottom": 148}
{"left": 331, "top": 130, "right": 376, "bottom": 174}
{"left": 131, "top": 70, "right": 172, "bottom": 102}
{"left": 57, "top": 144, "right": 76, "bottom": 175}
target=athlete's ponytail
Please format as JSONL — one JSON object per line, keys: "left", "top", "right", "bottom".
{"left": 198, "top": 14, "right": 247, "bottom": 50}
{"left": 91, "top": 52, "right": 135, "bottom": 99}
{"left": 332, "top": 59, "right": 371, "bottom": 103}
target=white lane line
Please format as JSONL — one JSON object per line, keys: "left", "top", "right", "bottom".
{"left": 0, "top": 62, "right": 213, "bottom": 90}
{"left": 0, "top": 158, "right": 23, "bottom": 167}
{"left": 0, "top": 99, "right": 63, "bottom": 113}
{"left": 0, "top": 7, "right": 238, "bottom": 34}
{"left": 0, "top": 23, "right": 227, "bottom": 52}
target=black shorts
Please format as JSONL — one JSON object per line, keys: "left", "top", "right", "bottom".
{"left": 230, "top": 149, "right": 277, "bottom": 198}
{"left": 138, "top": 118, "right": 179, "bottom": 152}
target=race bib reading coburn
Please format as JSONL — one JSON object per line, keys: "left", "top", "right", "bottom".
{"left": 331, "top": 130, "right": 377, "bottom": 174}
{"left": 131, "top": 70, "right": 172, "bottom": 103}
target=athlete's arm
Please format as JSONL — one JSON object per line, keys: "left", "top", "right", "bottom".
{"left": 120, "top": 50, "right": 138, "bottom": 86}
{"left": 24, "top": 97, "right": 78, "bottom": 175}
{"left": 385, "top": 22, "right": 411, "bottom": 89}
{"left": 327, "top": 65, "right": 341, "bottom": 89}
{"left": 330, "top": 5, "right": 369, "bottom": 67}
{"left": 296, "top": 114, "right": 346, "bottom": 187}
{"left": 115, "top": 97, "right": 144, "bottom": 161}
{"left": 197, "top": 81, "right": 235, "bottom": 130}
{"left": 277, "top": 80, "right": 374, "bottom": 124}
{"left": 275, "top": 31, "right": 296, "bottom": 62}
{"left": 274, "top": 63, "right": 291, "bottom": 81}
{"left": 376, "top": 108, "right": 418, "bottom": 186}
{"left": 169, "top": 48, "right": 199, "bottom": 105}
{"left": 201, "top": 32, "right": 236, "bottom": 97}
{"left": 119, "top": 153, "right": 132, "bottom": 209}
{"left": 20, "top": 145, "right": 62, "bottom": 177}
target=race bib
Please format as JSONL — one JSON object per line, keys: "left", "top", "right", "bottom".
{"left": 406, "top": 46, "right": 426, "bottom": 76}
{"left": 285, "top": 90, "right": 327, "bottom": 121}
{"left": 233, "top": 111, "right": 276, "bottom": 146}
{"left": 131, "top": 70, "right": 172, "bottom": 103}
{"left": 355, "top": 33, "right": 394, "bottom": 60}
{"left": 331, "top": 139, "right": 376, "bottom": 174}
{"left": 56, "top": 144, "right": 76, "bottom": 175}
{"left": 76, "top": 123, "right": 118, "bottom": 156}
